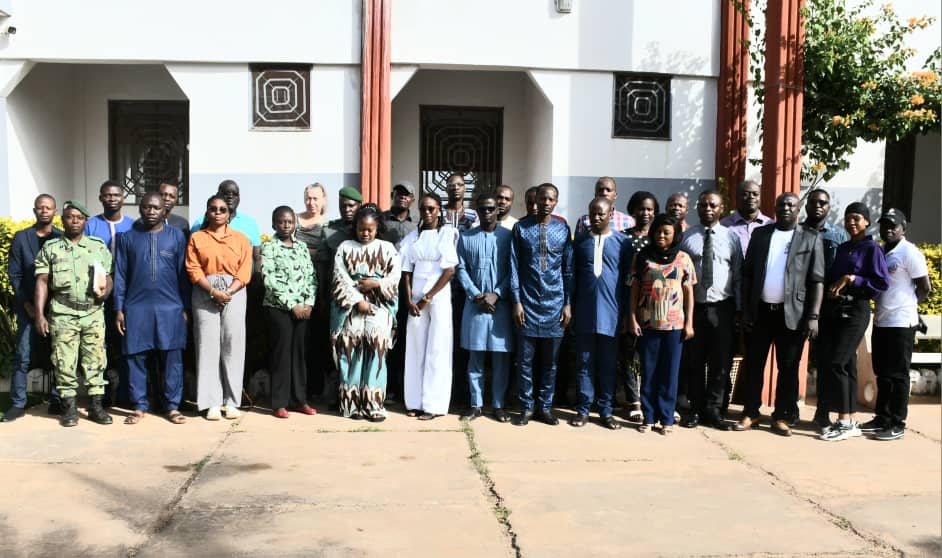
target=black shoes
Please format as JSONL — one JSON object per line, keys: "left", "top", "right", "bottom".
{"left": 87, "top": 395, "right": 113, "bottom": 425}
{"left": 47, "top": 400, "right": 63, "bottom": 416}
{"left": 536, "top": 410, "right": 559, "bottom": 426}
{"left": 492, "top": 408, "right": 511, "bottom": 423}
{"left": 60, "top": 398, "right": 79, "bottom": 427}
{"left": 859, "top": 417, "right": 886, "bottom": 433}
{"left": 461, "top": 407, "right": 483, "bottom": 421}
{"left": 1, "top": 406, "right": 25, "bottom": 422}
{"left": 702, "top": 413, "right": 733, "bottom": 431}
{"left": 873, "top": 425, "right": 904, "bottom": 441}
{"left": 681, "top": 413, "right": 700, "bottom": 428}
{"left": 569, "top": 413, "right": 588, "bottom": 427}
{"left": 515, "top": 410, "right": 533, "bottom": 426}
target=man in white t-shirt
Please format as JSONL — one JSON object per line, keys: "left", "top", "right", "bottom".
{"left": 736, "top": 192, "right": 825, "bottom": 435}
{"left": 861, "top": 209, "right": 932, "bottom": 441}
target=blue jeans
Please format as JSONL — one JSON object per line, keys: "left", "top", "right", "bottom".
{"left": 575, "top": 333, "right": 618, "bottom": 417}
{"left": 639, "top": 329, "right": 683, "bottom": 426}
{"left": 517, "top": 336, "right": 562, "bottom": 412}
{"left": 9, "top": 310, "right": 59, "bottom": 408}
{"left": 467, "top": 350, "right": 511, "bottom": 409}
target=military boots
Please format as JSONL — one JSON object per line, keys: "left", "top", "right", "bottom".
{"left": 87, "top": 395, "right": 113, "bottom": 425}
{"left": 60, "top": 397, "right": 78, "bottom": 427}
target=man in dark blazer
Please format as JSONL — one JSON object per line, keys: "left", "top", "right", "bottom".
{"left": 735, "top": 192, "right": 824, "bottom": 436}
{"left": 2, "top": 194, "right": 63, "bottom": 422}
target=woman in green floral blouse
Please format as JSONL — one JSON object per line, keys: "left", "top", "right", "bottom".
{"left": 261, "top": 206, "right": 318, "bottom": 419}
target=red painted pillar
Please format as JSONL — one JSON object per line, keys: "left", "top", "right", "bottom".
{"left": 715, "top": 0, "right": 751, "bottom": 205}
{"left": 760, "top": 0, "right": 808, "bottom": 405}
{"left": 360, "top": 0, "right": 392, "bottom": 206}
{"left": 760, "top": 0, "right": 805, "bottom": 215}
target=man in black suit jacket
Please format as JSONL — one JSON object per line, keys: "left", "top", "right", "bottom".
{"left": 735, "top": 192, "right": 824, "bottom": 436}
{"left": 2, "top": 194, "right": 63, "bottom": 422}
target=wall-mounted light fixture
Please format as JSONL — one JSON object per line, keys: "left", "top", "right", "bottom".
{"left": 555, "top": 0, "right": 572, "bottom": 14}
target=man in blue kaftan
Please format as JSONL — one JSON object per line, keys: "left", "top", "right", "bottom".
{"left": 510, "top": 183, "right": 572, "bottom": 426}
{"left": 570, "top": 197, "right": 631, "bottom": 429}
{"left": 456, "top": 192, "right": 515, "bottom": 423}
{"left": 113, "top": 193, "right": 191, "bottom": 424}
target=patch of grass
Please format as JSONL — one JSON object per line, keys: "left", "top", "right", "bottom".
{"left": 727, "top": 451, "right": 744, "bottom": 462}
{"left": 350, "top": 425, "right": 384, "bottom": 433}
{"left": 191, "top": 454, "right": 212, "bottom": 473}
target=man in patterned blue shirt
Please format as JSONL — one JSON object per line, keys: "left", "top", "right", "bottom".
{"left": 510, "top": 183, "right": 573, "bottom": 426}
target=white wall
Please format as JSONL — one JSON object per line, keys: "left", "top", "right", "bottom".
{"left": 391, "top": 70, "right": 543, "bottom": 208}
{"left": 6, "top": 63, "right": 75, "bottom": 217}
{"left": 0, "top": 0, "right": 360, "bottom": 64}
{"left": 167, "top": 63, "right": 361, "bottom": 225}
{"left": 393, "top": 0, "right": 719, "bottom": 77}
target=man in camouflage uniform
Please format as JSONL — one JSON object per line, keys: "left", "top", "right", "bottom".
{"left": 34, "top": 200, "right": 114, "bottom": 427}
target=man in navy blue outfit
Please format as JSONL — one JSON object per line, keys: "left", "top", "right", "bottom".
{"left": 2, "top": 194, "right": 62, "bottom": 422}
{"left": 510, "top": 183, "right": 573, "bottom": 426}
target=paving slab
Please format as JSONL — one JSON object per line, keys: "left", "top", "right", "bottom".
{"left": 0, "top": 463, "right": 190, "bottom": 557}
{"left": 136, "top": 505, "right": 512, "bottom": 558}
{"left": 235, "top": 404, "right": 464, "bottom": 434}
{"left": 829, "top": 494, "right": 942, "bottom": 558}
{"left": 0, "top": 405, "right": 231, "bottom": 464}
{"left": 486, "top": 459, "right": 868, "bottom": 557}
{"left": 469, "top": 411, "right": 732, "bottom": 465}
{"left": 182, "top": 431, "right": 482, "bottom": 509}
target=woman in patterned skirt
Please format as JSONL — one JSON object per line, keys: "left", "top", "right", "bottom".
{"left": 330, "top": 204, "right": 401, "bottom": 421}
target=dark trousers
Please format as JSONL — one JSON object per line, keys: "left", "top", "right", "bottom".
{"left": 618, "top": 333, "right": 641, "bottom": 405}
{"left": 639, "top": 329, "right": 684, "bottom": 426}
{"left": 517, "top": 336, "right": 563, "bottom": 412}
{"left": 127, "top": 349, "right": 183, "bottom": 412}
{"left": 686, "top": 300, "right": 736, "bottom": 415}
{"left": 103, "top": 301, "right": 129, "bottom": 406}
{"left": 871, "top": 326, "right": 915, "bottom": 427}
{"left": 9, "top": 309, "right": 59, "bottom": 408}
{"left": 817, "top": 299, "right": 870, "bottom": 414}
{"left": 267, "top": 307, "right": 309, "bottom": 409}
{"left": 742, "top": 303, "right": 806, "bottom": 419}
{"left": 574, "top": 333, "right": 618, "bottom": 417}
{"left": 386, "top": 286, "right": 410, "bottom": 400}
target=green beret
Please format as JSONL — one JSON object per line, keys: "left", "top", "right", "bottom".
{"left": 338, "top": 187, "right": 363, "bottom": 202}
{"left": 62, "top": 199, "right": 91, "bottom": 217}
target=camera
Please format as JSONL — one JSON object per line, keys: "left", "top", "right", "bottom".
{"left": 1, "top": 26, "right": 15, "bottom": 36}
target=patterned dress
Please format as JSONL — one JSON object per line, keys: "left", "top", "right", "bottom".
{"left": 330, "top": 238, "right": 401, "bottom": 417}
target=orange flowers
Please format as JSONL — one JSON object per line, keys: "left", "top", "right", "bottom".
{"left": 860, "top": 81, "right": 877, "bottom": 90}
{"left": 909, "top": 71, "right": 940, "bottom": 88}
{"left": 911, "top": 94, "right": 925, "bottom": 106}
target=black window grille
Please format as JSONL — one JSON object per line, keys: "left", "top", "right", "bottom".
{"left": 612, "top": 73, "right": 671, "bottom": 140}
{"left": 420, "top": 105, "right": 503, "bottom": 201}
{"left": 109, "top": 100, "right": 189, "bottom": 205}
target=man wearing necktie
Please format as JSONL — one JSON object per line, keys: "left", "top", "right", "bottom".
{"left": 679, "top": 191, "right": 742, "bottom": 430}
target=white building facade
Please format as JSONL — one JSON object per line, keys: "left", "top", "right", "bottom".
{"left": 0, "top": 0, "right": 937, "bottom": 241}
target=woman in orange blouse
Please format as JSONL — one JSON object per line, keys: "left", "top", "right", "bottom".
{"left": 186, "top": 194, "right": 253, "bottom": 421}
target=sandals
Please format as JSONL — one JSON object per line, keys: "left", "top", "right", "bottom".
{"left": 124, "top": 410, "right": 145, "bottom": 425}
{"left": 660, "top": 425, "right": 674, "bottom": 436}
{"left": 638, "top": 423, "right": 652, "bottom": 433}
{"left": 627, "top": 408, "right": 643, "bottom": 424}
{"left": 369, "top": 412, "right": 387, "bottom": 423}
{"left": 417, "top": 413, "right": 442, "bottom": 421}
{"left": 167, "top": 410, "right": 186, "bottom": 424}
{"left": 405, "top": 409, "right": 422, "bottom": 418}
{"left": 601, "top": 416, "right": 622, "bottom": 430}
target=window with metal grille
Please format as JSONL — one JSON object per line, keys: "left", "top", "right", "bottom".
{"left": 612, "top": 73, "right": 671, "bottom": 140}
{"left": 250, "top": 64, "right": 312, "bottom": 130}
{"left": 109, "top": 100, "right": 189, "bottom": 205}
{"left": 420, "top": 105, "right": 503, "bottom": 201}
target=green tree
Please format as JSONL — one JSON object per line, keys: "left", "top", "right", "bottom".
{"left": 745, "top": 0, "right": 941, "bottom": 185}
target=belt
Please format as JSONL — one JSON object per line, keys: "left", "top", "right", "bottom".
{"left": 760, "top": 301, "right": 784, "bottom": 311}
{"left": 54, "top": 294, "right": 98, "bottom": 312}
{"left": 696, "top": 299, "right": 734, "bottom": 307}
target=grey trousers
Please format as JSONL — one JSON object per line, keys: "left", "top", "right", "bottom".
{"left": 193, "top": 274, "right": 246, "bottom": 410}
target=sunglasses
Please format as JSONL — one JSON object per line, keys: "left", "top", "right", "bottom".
{"left": 208, "top": 206, "right": 229, "bottom": 214}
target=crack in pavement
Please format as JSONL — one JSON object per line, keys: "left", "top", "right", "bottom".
{"left": 699, "top": 430, "right": 905, "bottom": 558}
{"left": 125, "top": 418, "right": 242, "bottom": 558}
{"left": 461, "top": 421, "right": 523, "bottom": 558}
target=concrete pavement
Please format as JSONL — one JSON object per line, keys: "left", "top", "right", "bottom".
{"left": 0, "top": 400, "right": 938, "bottom": 557}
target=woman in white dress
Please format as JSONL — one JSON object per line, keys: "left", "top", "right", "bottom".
{"left": 400, "top": 193, "right": 459, "bottom": 420}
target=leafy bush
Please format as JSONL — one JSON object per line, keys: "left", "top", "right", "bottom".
{"left": 918, "top": 243, "right": 941, "bottom": 316}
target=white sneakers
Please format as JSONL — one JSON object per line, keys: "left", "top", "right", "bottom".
{"left": 206, "top": 406, "right": 222, "bottom": 421}
{"left": 221, "top": 405, "right": 241, "bottom": 419}
{"left": 819, "top": 421, "right": 862, "bottom": 442}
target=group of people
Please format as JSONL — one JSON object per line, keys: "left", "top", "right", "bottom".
{"left": 2, "top": 175, "right": 931, "bottom": 443}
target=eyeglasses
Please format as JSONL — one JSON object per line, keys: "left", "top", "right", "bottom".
{"left": 478, "top": 206, "right": 497, "bottom": 213}
{"left": 208, "top": 206, "right": 229, "bottom": 214}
